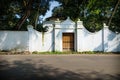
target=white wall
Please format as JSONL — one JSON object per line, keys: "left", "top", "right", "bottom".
{"left": 103, "top": 25, "right": 120, "bottom": 52}
{"left": 0, "top": 31, "right": 29, "bottom": 51}
{"left": 76, "top": 22, "right": 120, "bottom": 52}
{"left": 27, "top": 25, "right": 54, "bottom": 52}
{"left": 81, "top": 28, "right": 103, "bottom": 51}
{"left": 0, "top": 19, "right": 120, "bottom": 52}
{"left": 54, "top": 17, "right": 76, "bottom": 51}
{"left": 0, "top": 25, "right": 54, "bottom": 52}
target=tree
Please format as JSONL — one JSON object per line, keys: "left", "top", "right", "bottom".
{"left": 49, "top": 0, "right": 120, "bottom": 33}
{"left": 14, "top": 0, "right": 33, "bottom": 30}
{"left": 1, "top": 0, "right": 120, "bottom": 32}
{"left": 14, "top": 0, "right": 52, "bottom": 30}
{"left": 108, "top": 0, "right": 120, "bottom": 33}
{"left": 0, "top": 0, "right": 55, "bottom": 30}
{"left": 49, "top": 0, "right": 84, "bottom": 21}
{"left": 0, "top": 0, "right": 22, "bottom": 30}
{"left": 108, "top": 0, "right": 120, "bottom": 26}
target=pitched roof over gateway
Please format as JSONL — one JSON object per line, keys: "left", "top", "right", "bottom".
{"left": 61, "top": 17, "right": 75, "bottom": 25}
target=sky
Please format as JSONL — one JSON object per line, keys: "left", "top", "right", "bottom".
{"left": 42, "top": 1, "right": 60, "bottom": 21}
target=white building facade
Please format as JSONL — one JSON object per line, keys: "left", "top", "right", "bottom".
{"left": 0, "top": 17, "right": 120, "bottom": 52}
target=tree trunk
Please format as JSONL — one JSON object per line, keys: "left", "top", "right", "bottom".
{"left": 15, "top": 0, "right": 34, "bottom": 30}
{"left": 108, "top": 0, "right": 120, "bottom": 26}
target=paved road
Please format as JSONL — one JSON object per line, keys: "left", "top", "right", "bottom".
{"left": 0, "top": 54, "right": 120, "bottom": 80}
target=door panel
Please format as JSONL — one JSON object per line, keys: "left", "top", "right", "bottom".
{"left": 62, "top": 33, "right": 74, "bottom": 51}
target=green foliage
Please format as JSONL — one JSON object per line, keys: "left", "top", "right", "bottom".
{"left": 0, "top": 0, "right": 23, "bottom": 30}
{"left": 36, "top": 24, "right": 49, "bottom": 32}
{"left": 83, "top": 15, "right": 103, "bottom": 32}
{"left": 109, "top": 5, "right": 120, "bottom": 33}
{"left": 0, "top": 0, "right": 120, "bottom": 33}
{"left": 51, "top": 0, "right": 120, "bottom": 33}
{"left": 36, "top": 23, "right": 49, "bottom": 46}
{"left": 0, "top": 0, "right": 54, "bottom": 30}
{"left": 51, "top": 0, "right": 83, "bottom": 21}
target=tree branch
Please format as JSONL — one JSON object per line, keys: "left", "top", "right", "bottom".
{"left": 108, "top": 0, "right": 120, "bottom": 26}
{"left": 15, "top": 0, "right": 34, "bottom": 30}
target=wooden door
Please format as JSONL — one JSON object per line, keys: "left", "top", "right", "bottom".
{"left": 62, "top": 33, "right": 74, "bottom": 51}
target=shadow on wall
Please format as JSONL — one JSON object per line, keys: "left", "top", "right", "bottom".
{"left": 94, "top": 40, "right": 120, "bottom": 53}
{"left": 0, "top": 59, "right": 119, "bottom": 80}
{"left": 107, "top": 32, "right": 120, "bottom": 52}
{"left": 93, "top": 30, "right": 120, "bottom": 52}
{"left": 48, "top": 29, "right": 55, "bottom": 51}
{"left": 93, "top": 44, "right": 103, "bottom": 52}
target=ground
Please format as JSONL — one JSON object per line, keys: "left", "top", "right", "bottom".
{"left": 0, "top": 54, "right": 120, "bottom": 80}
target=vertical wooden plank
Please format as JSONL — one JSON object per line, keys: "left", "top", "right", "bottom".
{"left": 62, "top": 33, "right": 74, "bottom": 51}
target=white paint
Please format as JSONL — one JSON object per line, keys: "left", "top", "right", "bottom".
{"left": 54, "top": 17, "right": 76, "bottom": 51}
{"left": 0, "top": 18, "right": 120, "bottom": 52}
{"left": 27, "top": 25, "right": 54, "bottom": 52}
{"left": 81, "top": 29, "right": 103, "bottom": 51}
{"left": 0, "top": 31, "right": 29, "bottom": 51}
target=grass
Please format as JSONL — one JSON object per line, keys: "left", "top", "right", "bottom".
{"left": 32, "top": 51, "right": 119, "bottom": 54}
{"left": 32, "top": 51, "right": 63, "bottom": 54}
{"left": 0, "top": 50, "right": 119, "bottom": 55}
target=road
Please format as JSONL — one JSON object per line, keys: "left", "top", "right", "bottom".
{"left": 0, "top": 54, "right": 120, "bottom": 80}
